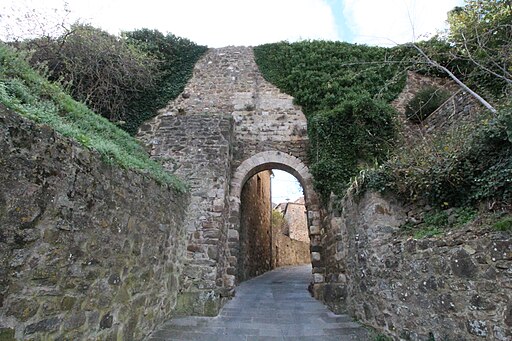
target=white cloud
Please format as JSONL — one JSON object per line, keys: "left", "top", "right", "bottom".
{"left": 343, "top": 0, "right": 464, "bottom": 46}
{"left": 1, "top": 0, "right": 339, "bottom": 47}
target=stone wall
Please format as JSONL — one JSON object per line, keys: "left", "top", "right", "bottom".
{"left": 322, "top": 191, "right": 512, "bottom": 341}
{"left": 391, "top": 71, "right": 458, "bottom": 115}
{"left": 273, "top": 233, "right": 310, "bottom": 268}
{"left": 283, "top": 199, "right": 309, "bottom": 243}
{"left": 139, "top": 112, "right": 234, "bottom": 316}
{"left": 239, "top": 171, "right": 272, "bottom": 281}
{"left": 0, "top": 106, "right": 189, "bottom": 340}
{"left": 423, "top": 90, "right": 484, "bottom": 134}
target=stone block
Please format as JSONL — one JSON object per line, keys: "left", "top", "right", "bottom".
{"left": 309, "top": 225, "right": 321, "bottom": 235}
{"left": 25, "top": 317, "right": 61, "bottom": 335}
{"left": 313, "top": 273, "right": 325, "bottom": 283}
{"left": 311, "top": 252, "right": 321, "bottom": 262}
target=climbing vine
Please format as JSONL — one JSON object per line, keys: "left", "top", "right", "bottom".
{"left": 122, "top": 29, "right": 207, "bottom": 134}
{"left": 254, "top": 41, "right": 407, "bottom": 199}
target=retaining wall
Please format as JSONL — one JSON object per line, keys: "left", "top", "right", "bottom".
{"left": 0, "top": 106, "right": 189, "bottom": 340}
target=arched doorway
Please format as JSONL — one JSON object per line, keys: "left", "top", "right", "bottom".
{"left": 228, "top": 151, "right": 324, "bottom": 286}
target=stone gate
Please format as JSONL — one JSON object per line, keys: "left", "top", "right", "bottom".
{"left": 137, "top": 46, "right": 323, "bottom": 315}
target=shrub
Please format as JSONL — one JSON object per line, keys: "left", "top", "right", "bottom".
{"left": 19, "top": 26, "right": 207, "bottom": 135}
{"left": 22, "top": 24, "right": 160, "bottom": 124}
{"left": 365, "top": 105, "right": 512, "bottom": 209}
{"left": 405, "top": 86, "right": 451, "bottom": 123}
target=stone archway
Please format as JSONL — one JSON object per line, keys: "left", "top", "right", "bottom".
{"left": 227, "top": 151, "right": 324, "bottom": 287}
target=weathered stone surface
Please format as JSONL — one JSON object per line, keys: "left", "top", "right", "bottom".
{"left": 239, "top": 171, "right": 273, "bottom": 281}
{"left": 137, "top": 46, "right": 323, "bottom": 314}
{"left": 322, "top": 191, "right": 512, "bottom": 341}
{"left": 0, "top": 106, "right": 188, "bottom": 340}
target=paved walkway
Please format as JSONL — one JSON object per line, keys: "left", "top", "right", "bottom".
{"left": 146, "top": 265, "right": 370, "bottom": 341}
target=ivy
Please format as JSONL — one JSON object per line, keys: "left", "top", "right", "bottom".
{"left": 254, "top": 41, "right": 406, "bottom": 200}
{"left": 122, "top": 29, "right": 207, "bottom": 134}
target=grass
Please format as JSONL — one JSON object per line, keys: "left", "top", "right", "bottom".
{"left": 0, "top": 43, "right": 186, "bottom": 192}
{"left": 400, "top": 207, "right": 478, "bottom": 239}
{"left": 493, "top": 216, "right": 512, "bottom": 232}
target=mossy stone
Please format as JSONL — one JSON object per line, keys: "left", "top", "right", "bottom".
{"left": 0, "top": 328, "right": 15, "bottom": 341}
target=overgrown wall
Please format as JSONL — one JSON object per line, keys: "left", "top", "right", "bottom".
{"left": 0, "top": 107, "right": 189, "bottom": 340}
{"left": 322, "top": 191, "right": 512, "bottom": 341}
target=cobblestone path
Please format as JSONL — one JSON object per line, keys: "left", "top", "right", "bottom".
{"left": 145, "top": 265, "right": 370, "bottom": 341}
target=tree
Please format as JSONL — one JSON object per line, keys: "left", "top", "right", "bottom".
{"left": 447, "top": 0, "right": 512, "bottom": 98}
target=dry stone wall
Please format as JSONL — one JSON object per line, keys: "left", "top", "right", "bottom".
{"left": 323, "top": 191, "right": 511, "bottom": 341}
{"left": 0, "top": 106, "right": 188, "bottom": 340}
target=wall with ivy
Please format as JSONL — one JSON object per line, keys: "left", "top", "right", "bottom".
{"left": 254, "top": 41, "right": 408, "bottom": 199}
{"left": 122, "top": 30, "right": 208, "bottom": 135}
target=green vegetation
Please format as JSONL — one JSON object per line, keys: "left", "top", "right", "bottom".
{"left": 21, "top": 24, "right": 159, "bottom": 125}
{"left": 447, "top": 0, "right": 511, "bottom": 100}
{"left": 19, "top": 25, "right": 207, "bottom": 135}
{"left": 0, "top": 43, "right": 186, "bottom": 191}
{"left": 122, "top": 29, "right": 208, "bottom": 134}
{"left": 255, "top": 2, "right": 511, "bottom": 238}
{"left": 493, "top": 216, "right": 512, "bottom": 232}
{"left": 366, "top": 106, "right": 511, "bottom": 208}
{"left": 405, "top": 86, "right": 451, "bottom": 122}
{"left": 407, "top": 207, "right": 477, "bottom": 239}
{"left": 254, "top": 41, "right": 406, "bottom": 199}
{"left": 372, "top": 333, "right": 393, "bottom": 341}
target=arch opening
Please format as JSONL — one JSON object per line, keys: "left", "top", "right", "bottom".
{"left": 228, "top": 151, "right": 323, "bottom": 286}
{"left": 238, "top": 169, "right": 311, "bottom": 282}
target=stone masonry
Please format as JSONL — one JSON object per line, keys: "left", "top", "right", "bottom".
{"left": 0, "top": 105, "right": 189, "bottom": 340}
{"left": 239, "top": 171, "right": 273, "bottom": 281}
{"left": 277, "top": 197, "right": 309, "bottom": 243}
{"left": 323, "top": 191, "right": 511, "bottom": 341}
{"left": 138, "top": 46, "right": 323, "bottom": 315}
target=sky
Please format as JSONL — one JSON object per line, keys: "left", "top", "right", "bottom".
{"left": 271, "top": 170, "right": 303, "bottom": 204}
{"left": 0, "top": 0, "right": 464, "bottom": 202}
{"left": 1, "top": 0, "right": 464, "bottom": 47}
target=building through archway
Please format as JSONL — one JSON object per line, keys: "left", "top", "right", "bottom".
{"left": 237, "top": 168, "right": 311, "bottom": 282}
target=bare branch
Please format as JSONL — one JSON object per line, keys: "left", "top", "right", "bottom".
{"left": 408, "top": 43, "right": 497, "bottom": 114}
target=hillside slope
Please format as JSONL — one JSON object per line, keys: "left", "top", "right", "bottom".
{"left": 0, "top": 43, "right": 185, "bottom": 191}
